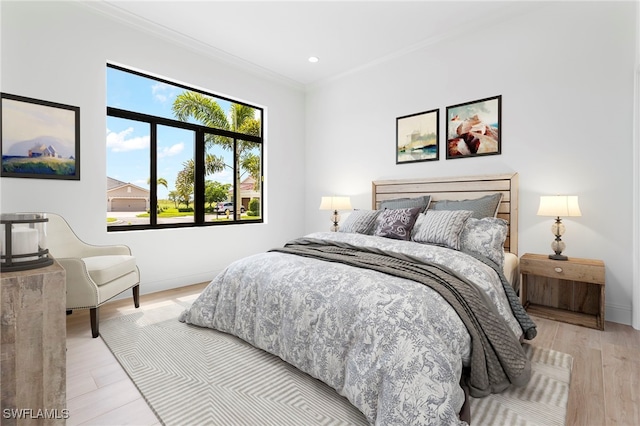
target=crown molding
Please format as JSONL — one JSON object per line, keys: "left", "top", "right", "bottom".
{"left": 75, "top": 0, "right": 305, "bottom": 92}
{"left": 307, "top": 1, "right": 550, "bottom": 92}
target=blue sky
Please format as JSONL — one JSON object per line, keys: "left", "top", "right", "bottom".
{"left": 106, "top": 67, "right": 235, "bottom": 199}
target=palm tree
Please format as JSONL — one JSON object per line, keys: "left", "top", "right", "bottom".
{"left": 172, "top": 91, "right": 261, "bottom": 219}
{"left": 175, "top": 169, "right": 193, "bottom": 209}
{"left": 147, "top": 177, "right": 168, "bottom": 189}
{"left": 146, "top": 177, "right": 169, "bottom": 213}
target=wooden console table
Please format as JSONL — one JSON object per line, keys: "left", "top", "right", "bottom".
{"left": 1, "top": 261, "right": 67, "bottom": 425}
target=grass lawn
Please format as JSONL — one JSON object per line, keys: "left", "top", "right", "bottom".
{"left": 107, "top": 201, "right": 261, "bottom": 223}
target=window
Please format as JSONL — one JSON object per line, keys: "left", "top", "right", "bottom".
{"left": 106, "top": 64, "right": 263, "bottom": 231}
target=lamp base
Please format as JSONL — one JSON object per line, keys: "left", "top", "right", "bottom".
{"left": 549, "top": 254, "right": 568, "bottom": 261}
{"left": 549, "top": 217, "right": 568, "bottom": 261}
{"left": 329, "top": 209, "right": 340, "bottom": 232}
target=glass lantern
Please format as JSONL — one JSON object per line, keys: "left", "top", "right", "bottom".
{"left": 0, "top": 213, "right": 53, "bottom": 272}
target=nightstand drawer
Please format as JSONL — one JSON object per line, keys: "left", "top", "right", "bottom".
{"left": 520, "top": 254, "right": 605, "bottom": 285}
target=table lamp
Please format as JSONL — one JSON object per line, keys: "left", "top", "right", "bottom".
{"left": 537, "top": 195, "right": 581, "bottom": 260}
{"left": 319, "top": 196, "right": 352, "bottom": 232}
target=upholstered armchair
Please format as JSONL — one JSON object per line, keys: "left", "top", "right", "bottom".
{"left": 46, "top": 213, "right": 140, "bottom": 338}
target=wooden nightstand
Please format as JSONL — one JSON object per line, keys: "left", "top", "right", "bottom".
{"left": 520, "top": 253, "right": 605, "bottom": 330}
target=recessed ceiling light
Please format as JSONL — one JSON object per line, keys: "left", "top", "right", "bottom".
{"left": 308, "top": 56, "right": 319, "bottom": 63}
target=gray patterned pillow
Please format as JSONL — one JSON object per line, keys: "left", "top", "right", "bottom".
{"left": 460, "top": 217, "right": 508, "bottom": 267}
{"left": 431, "top": 193, "right": 502, "bottom": 219}
{"left": 411, "top": 210, "right": 473, "bottom": 250}
{"left": 379, "top": 195, "right": 431, "bottom": 213}
{"left": 373, "top": 207, "right": 421, "bottom": 240}
{"left": 339, "top": 210, "right": 381, "bottom": 234}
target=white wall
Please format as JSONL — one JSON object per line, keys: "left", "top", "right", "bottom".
{"left": 0, "top": 2, "right": 307, "bottom": 293}
{"left": 305, "top": 2, "right": 637, "bottom": 325}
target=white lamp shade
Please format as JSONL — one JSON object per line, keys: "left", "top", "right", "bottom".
{"left": 537, "top": 195, "right": 582, "bottom": 217}
{"left": 319, "top": 196, "right": 352, "bottom": 211}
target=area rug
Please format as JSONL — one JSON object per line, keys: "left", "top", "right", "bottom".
{"left": 100, "top": 299, "right": 573, "bottom": 426}
{"left": 469, "top": 343, "right": 573, "bottom": 426}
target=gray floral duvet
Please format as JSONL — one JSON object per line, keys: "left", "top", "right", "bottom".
{"left": 179, "top": 232, "right": 528, "bottom": 425}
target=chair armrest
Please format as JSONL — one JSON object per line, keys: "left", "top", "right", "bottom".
{"left": 56, "top": 257, "right": 99, "bottom": 308}
{"left": 74, "top": 244, "right": 132, "bottom": 258}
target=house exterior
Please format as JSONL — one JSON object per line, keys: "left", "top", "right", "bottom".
{"left": 107, "top": 177, "right": 150, "bottom": 212}
{"left": 236, "top": 176, "right": 260, "bottom": 210}
{"left": 29, "top": 144, "right": 59, "bottom": 158}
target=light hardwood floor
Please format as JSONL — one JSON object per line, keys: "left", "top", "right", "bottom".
{"left": 66, "top": 283, "right": 640, "bottom": 426}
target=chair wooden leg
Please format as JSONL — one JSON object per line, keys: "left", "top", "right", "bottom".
{"left": 133, "top": 285, "right": 140, "bottom": 308}
{"left": 90, "top": 307, "right": 99, "bottom": 338}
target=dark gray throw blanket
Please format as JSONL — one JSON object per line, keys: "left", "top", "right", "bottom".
{"left": 462, "top": 249, "right": 537, "bottom": 341}
{"left": 271, "top": 237, "right": 532, "bottom": 398}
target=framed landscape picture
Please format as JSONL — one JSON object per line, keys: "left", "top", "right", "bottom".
{"left": 1, "top": 93, "right": 80, "bottom": 180}
{"left": 446, "top": 95, "right": 501, "bottom": 159}
{"left": 396, "top": 108, "right": 439, "bottom": 164}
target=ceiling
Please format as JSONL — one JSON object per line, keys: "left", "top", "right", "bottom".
{"left": 89, "top": 1, "right": 544, "bottom": 89}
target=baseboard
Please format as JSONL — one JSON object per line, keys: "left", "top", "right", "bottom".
{"left": 109, "top": 270, "right": 221, "bottom": 301}
{"left": 605, "top": 302, "right": 633, "bottom": 326}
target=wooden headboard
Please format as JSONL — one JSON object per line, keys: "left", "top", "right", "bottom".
{"left": 372, "top": 173, "right": 519, "bottom": 255}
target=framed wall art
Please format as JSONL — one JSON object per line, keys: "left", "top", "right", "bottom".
{"left": 396, "top": 108, "right": 439, "bottom": 164}
{"left": 1, "top": 93, "right": 80, "bottom": 180}
{"left": 446, "top": 95, "right": 501, "bottom": 160}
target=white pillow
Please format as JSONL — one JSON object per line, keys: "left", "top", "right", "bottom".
{"left": 411, "top": 210, "right": 473, "bottom": 250}
{"left": 460, "top": 217, "right": 508, "bottom": 267}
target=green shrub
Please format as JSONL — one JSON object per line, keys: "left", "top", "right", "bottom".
{"left": 248, "top": 198, "right": 260, "bottom": 216}
{"left": 178, "top": 207, "right": 194, "bottom": 213}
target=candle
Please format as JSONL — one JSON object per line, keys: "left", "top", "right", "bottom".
{"left": 1, "top": 227, "right": 39, "bottom": 262}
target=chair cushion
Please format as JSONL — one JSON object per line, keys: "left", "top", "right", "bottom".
{"left": 82, "top": 255, "right": 137, "bottom": 286}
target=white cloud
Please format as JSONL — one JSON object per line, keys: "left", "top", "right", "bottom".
{"left": 106, "top": 127, "right": 149, "bottom": 152}
{"left": 158, "top": 142, "right": 184, "bottom": 158}
{"left": 152, "top": 82, "right": 175, "bottom": 103}
{"left": 212, "top": 168, "right": 233, "bottom": 184}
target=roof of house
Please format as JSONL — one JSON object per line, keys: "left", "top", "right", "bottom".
{"left": 107, "top": 176, "right": 129, "bottom": 190}
{"left": 240, "top": 176, "right": 257, "bottom": 191}
{"left": 107, "top": 177, "right": 149, "bottom": 194}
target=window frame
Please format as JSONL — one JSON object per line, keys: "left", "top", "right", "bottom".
{"left": 107, "top": 64, "right": 264, "bottom": 232}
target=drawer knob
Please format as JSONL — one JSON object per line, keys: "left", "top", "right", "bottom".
{"left": 554, "top": 267, "right": 563, "bottom": 273}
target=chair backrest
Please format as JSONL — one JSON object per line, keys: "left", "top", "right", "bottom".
{"left": 45, "top": 213, "right": 93, "bottom": 259}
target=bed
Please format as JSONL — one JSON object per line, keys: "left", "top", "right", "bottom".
{"left": 179, "top": 173, "right": 536, "bottom": 425}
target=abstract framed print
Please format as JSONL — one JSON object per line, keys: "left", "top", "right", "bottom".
{"left": 446, "top": 95, "right": 501, "bottom": 159}
{"left": 396, "top": 108, "right": 439, "bottom": 164}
